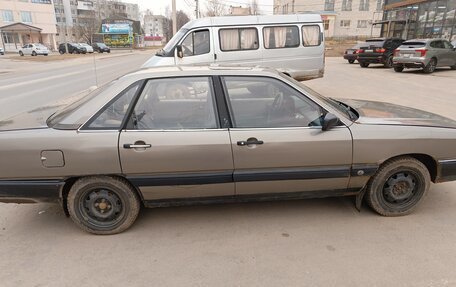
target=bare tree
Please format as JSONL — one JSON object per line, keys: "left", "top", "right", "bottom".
{"left": 205, "top": 0, "right": 227, "bottom": 17}
{"left": 165, "top": 10, "right": 190, "bottom": 40}
{"left": 250, "top": 0, "right": 260, "bottom": 15}
{"left": 74, "top": 18, "right": 101, "bottom": 44}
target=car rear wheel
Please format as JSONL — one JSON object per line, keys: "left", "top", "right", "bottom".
{"left": 67, "top": 176, "right": 141, "bottom": 235}
{"left": 59, "top": 50, "right": 64, "bottom": 54}
{"left": 394, "top": 66, "right": 404, "bottom": 72}
{"left": 359, "top": 62, "right": 369, "bottom": 68}
{"left": 384, "top": 55, "right": 393, "bottom": 68}
{"left": 365, "top": 157, "right": 430, "bottom": 216}
{"left": 348, "top": 59, "right": 355, "bottom": 64}
{"left": 423, "top": 58, "right": 437, "bottom": 73}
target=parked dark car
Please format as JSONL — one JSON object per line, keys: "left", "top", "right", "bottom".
{"left": 343, "top": 42, "right": 366, "bottom": 64}
{"left": 58, "top": 43, "right": 87, "bottom": 54}
{"left": 92, "top": 42, "right": 111, "bottom": 53}
{"left": 357, "top": 38, "right": 405, "bottom": 68}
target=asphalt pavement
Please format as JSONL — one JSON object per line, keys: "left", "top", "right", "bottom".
{"left": 0, "top": 56, "right": 456, "bottom": 287}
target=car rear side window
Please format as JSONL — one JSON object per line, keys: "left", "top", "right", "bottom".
{"left": 222, "top": 76, "right": 324, "bottom": 128}
{"left": 302, "top": 25, "right": 321, "bottom": 46}
{"left": 219, "top": 28, "right": 259, "bottom": 51}
{"left": 263, "top": 26, "right": 299, "bottom": 49}
{"left": 128, "top": 77, "right": 218, "bottom": 130}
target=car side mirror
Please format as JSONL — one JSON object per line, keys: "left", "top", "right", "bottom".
{"left": 322, "top": 113, "right": 339, "bottom": 131}
{"left": 176, "top": 45, "right": 183, "bottom": 58}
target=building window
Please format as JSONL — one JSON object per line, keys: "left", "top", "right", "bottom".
{"left": 340, "top": 20, "right": 351, "bottom": 27}
{"left": 359, "top": 0, "right": 369, "bottom": 11}
{"left": 2, "top": 32, "right": 19, "bottom": 44}
{"left": 1, "top": 10, "right": 14, "bottom": 22}
{"left": 323, "top": 19, "right": 330, "bottom": 30}
{"left": 21, "top": 11, "right": 33, "bottom": 23}
{"left": 376, "top": 0, "right": 383, "bottom": 11}
{"left": 342, "top": 0, "right": 352, "bottom": 11}
{"left": 325, "top": 0, "right": 335, "bottom": 11}
{"left": 357, "top": 20, "right": 368, "bottom": 28}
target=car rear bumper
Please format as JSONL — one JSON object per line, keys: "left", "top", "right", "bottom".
{"left": 343, "top": 54, "right": 357, "bottom": 61}
{"left": 357, "top": 54, "right": 386, "bottom": 64}
{"left": 437, "top": 160, "right": 456, "bottom": 183}
{"left": 0, "top": 180, "right": 63, "bottom": 203}
{"left": 393, "top": 57, "right": 427, "bottom": 68}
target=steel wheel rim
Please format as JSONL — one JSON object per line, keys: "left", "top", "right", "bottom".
{"left": 78, "top": 188, "right": 125, "bottom": 229}
{"left": 382, "top": 171, "right": 421, "bottom": 209}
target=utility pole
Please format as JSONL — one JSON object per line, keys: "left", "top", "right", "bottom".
{"left": 172, "top": 0, "right": 177, "bottom": 36}
{"left": 195, "top": 0, "right": 199, "bottom": 18}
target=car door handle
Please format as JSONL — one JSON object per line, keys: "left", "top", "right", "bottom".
{"left": 237, "top": 140, "right": 264, "bottom": 146}
{"left": 123, "top": 143, "right": 151, "bottom": 149}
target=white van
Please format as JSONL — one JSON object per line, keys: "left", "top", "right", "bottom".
{"left": 142, "top": 14, "right": 325, "bottom": 81}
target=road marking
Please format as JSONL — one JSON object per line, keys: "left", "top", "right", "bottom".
{"left": 0, "top": 69, "right": 85, "bottom": 91}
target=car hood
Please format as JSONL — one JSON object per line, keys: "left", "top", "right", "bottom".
{"left": 339, "top": 99, "right": 456, "bottom": 129}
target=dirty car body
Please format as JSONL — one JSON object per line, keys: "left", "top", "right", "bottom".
{"left": 1, "top": 66, "right": 456, "bottom": 234}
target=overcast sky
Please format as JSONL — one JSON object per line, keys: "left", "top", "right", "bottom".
{"left": 122, "top": 0, "right": 274, "bottom": 18}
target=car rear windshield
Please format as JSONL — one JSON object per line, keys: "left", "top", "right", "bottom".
{"left": 364, "top": 40, "right": 385, "bottom": 47}
{"left": 352, "top": 42, "right": 367, "bottom": 49}
{"left": 400, "top": 41, "right": 426, "bottom": 48}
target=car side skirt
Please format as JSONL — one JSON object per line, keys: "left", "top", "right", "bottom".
{"left": 0, "top": 180, "right": 63, "bottom": 203}
{"left": 143, "top": 188, "right": 361, "bottom": 208}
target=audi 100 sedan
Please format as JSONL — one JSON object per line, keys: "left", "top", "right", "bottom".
{"left": 1, "top": 66, "right": 456, "bottom": 234}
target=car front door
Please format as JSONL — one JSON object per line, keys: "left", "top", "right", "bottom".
{"left": 175, "top": 29, "right": 213, "bottom": 65}
{"left": 23, "top": 44, "right": 31, "bottom": 55}
{"left": 221, "top": 76, "right": 353, "bottom": 196}
{"left": 117, "top": 76, "right": 234, "bottom": 201}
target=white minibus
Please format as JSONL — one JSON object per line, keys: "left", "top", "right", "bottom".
{"left": 142, "top": 14, "right": 325, "bottom": 80}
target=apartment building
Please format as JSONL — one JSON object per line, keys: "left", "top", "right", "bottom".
{"left": 273, "top": 0, "right": 384, "bottom": 38}
{"left": 0, "top": 0, "right": 57, "bottom": 51}
{"left": 124, "top": 2, "right": 140, "bottom": 21}
{"left": 143, "top": 14, "right": 168, "bottom": 42}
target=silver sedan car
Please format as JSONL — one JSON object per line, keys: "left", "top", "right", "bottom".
{"left": 1, "top": 66, "right": 456, "bottom": 234}
{"left": 393, "top": 38, "right": 456, "bottom": 73}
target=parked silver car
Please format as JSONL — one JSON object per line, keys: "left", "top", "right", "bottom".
{"left": 393, "top": 39, "right": 456, "bottom": 73}
{"left": 18, "top": 43, "right": 49, "bottom": 56}
{"left": 0, "top": 47, "right": 4, "bottom": 55}
{"left": 1, "top": 66, "right": 456, "bottom": 234}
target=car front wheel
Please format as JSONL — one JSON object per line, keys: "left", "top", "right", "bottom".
{"left": 348, "top": 59, "right": 355, "bottom": 64}
{"left": 67, "top": 176, "right": 141, "bottom": 235}
{"left": 19, "top": 51, "right": 24, "bottom": 56}
{"left": 359, "top": 62, "right": 369, "bottom": 68}
{"left": 423, "top": 58, "right": 437, "bottom": 73}
{"left": 365, "top": 157, "right": 430, "bottom": 216}
{"left": 384, "top": 55, "right": 393, "bottom": 68}
{"left": 394, "top": 66, "right": 404, "bottom": 72}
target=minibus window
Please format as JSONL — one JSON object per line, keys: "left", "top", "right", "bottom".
{"left": 181, "top": 30, "right": 210, "bottom": 56}
{"left": 302, "top": 25, "right": 321, "bottom": 46}
{"left": 263, "top": 26, "right": 300, "bottom": 49}
{"left": 219, "top": 28, "right": 259, "bottom": 51}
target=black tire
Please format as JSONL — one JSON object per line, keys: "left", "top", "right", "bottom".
{"left": 107, "top": 50, "right": 111, "bottom": 53}
{"left": 19, "top": 51, "right": 24, "bottom": 56}
{"left": 32, "top": 51, "right": 37, "bottom": 56}
{"left": 67, "top": 176, "right": 141, "bottom": 235}
{"left": 384, "top": 55, "right": 393, "bottom": 68}
{"left": 59, "top": 50, "right": 64, "bottom": 55}
{"left": 348, "top": 59, "right": 355, "bottom": 64}
{"left": 450, "top": 64, "right": 456, "bottom": 70}
{"left": 359, "top": 62, "right": 369, "bottom": 68}
{"left": 365, "top": 157, "right": 430, "bottom": 216}
{"left": 423, "top": 58, "right": 437, "bottom": 74}
{"left": 394, "top": 66, "right": 404, "bottom": 72}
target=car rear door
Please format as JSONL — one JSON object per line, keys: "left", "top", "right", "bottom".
{"left": 221, "top": 75, "right": 353, "bottom": 196}
{"left": 117, "top": 76, "right": 234, "bottom": 201}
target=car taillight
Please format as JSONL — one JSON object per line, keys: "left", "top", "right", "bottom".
{"left": 394, "top": 49, "right": 400, "bottom": 57}
{"left": 356, "top": 49, "right": 364, "bottom": 54}
{"left": 376, "top": 48, "right": 386, "bottom": 53}
{"left": 415, "top": 49, "right": 427, "bottom": 57}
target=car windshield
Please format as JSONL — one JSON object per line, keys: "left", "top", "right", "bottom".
{"left": 279, "top": 73, "right": 359, "bottom": 121}
{"left": 400, "top": 41, "right": 426, "bottom": 48}
{"left": 157, "top": 28, "right": 188, "bottom": 56}
{"left": 98, "top": 43, "right": 107, "bottom": 47}
{"left": 47, "top": 83, "right": 114, "bottom": 128}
